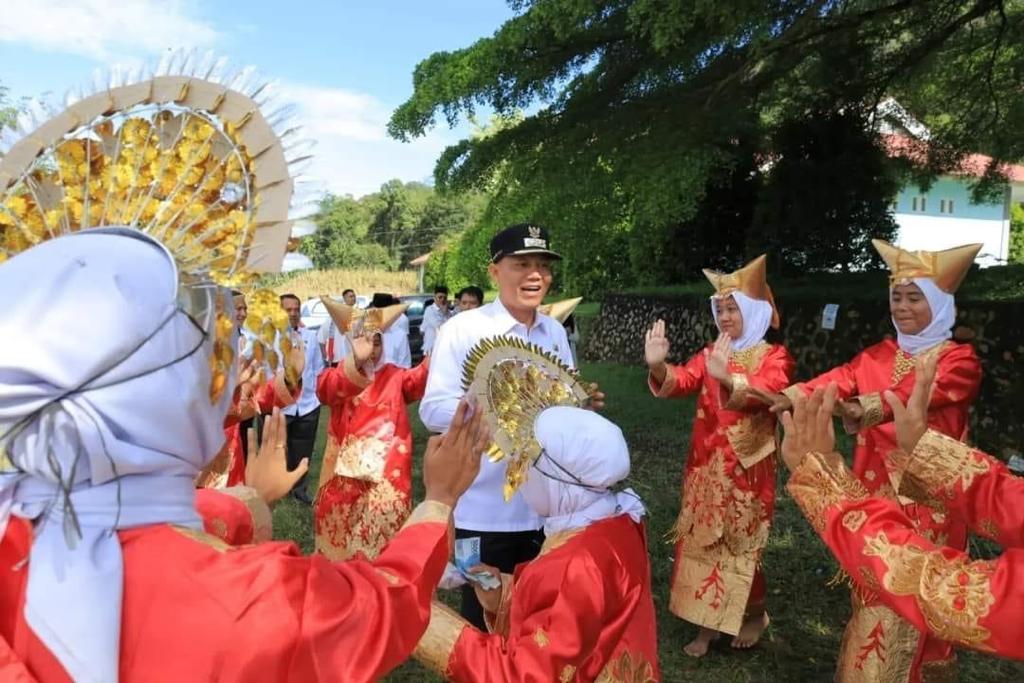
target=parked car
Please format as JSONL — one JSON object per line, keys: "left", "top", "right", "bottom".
{"left": 300, "top": 295, "right": 369, "bottom": 330}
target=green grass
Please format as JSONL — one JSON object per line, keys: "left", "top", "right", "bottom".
{"left": 274, "top": 363, "right": 1023, "bottom": 681}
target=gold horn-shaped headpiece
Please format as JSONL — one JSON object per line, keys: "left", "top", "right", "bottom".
{"left": 702, "top": 254, "right": 780, "bottom": 329}
{"left": 321, "top": 295, "right": 408, "bottom": 336}
{"left": 871, "top": 239, "right": 982, "bottom": 293}
{"left": 538, "top": 297, "right": 582, "bottom": 323}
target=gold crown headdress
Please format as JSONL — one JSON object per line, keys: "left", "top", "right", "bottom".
{"left": 0, "top": 51, "right": 315, "bottom": 401}
{"left": 462, "top": 336, "right": 594, "bottom": 500}
{"left": 538, "top": 297, "right": 582, "bottom": 324}
{"left": 871, "top": 239, "right": 981, "bottom": 293}
{"left": 702, "top": 254, "right": 780, "bottom": 329}
{"left": 320, "top": 295, "right": 408, "bottom": 338}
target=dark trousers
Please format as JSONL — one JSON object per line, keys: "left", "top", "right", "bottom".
{"left": 285, "top": 406, "right": 320, "bottom": 493}
{"left": 455, "top": 528, "right": 544, "bottom": 630}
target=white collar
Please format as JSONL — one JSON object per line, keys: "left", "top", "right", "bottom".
{"left": 487, "top": 297, "right": 553, "bottom": 335}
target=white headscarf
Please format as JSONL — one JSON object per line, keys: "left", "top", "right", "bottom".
{"left": 710, "top": 291, "right": 773, "bottom": 351}
{"left": 893, "top": 277, "right": 955, "bottom": 356}
{"left": 0, "top": 230, "right": 233, "bottom": 683}
{"left": 520, "top": 406, "right": 645, "bottom": 536}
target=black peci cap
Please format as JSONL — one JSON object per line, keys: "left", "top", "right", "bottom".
{"left": 489, "top": 223, "right": 562, "bottom": 263}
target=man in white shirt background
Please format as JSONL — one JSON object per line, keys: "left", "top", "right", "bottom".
{"left": 420, "top": 222, "right": 603, "bottom": 629}
{"left": 454, "top": 285, "right": 484, "bottom": 313}
{"left": 280, "top": 293, "right": 327, "bottom": 504}
{"left": 420, "top": 285, "right": 451, "bottom": 355}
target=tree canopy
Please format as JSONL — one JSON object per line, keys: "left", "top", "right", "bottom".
{"left": 389, "top": 0, "right": 1024, "bottom": 294}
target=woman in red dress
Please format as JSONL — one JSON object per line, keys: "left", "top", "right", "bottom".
{"left": 415, "top": 406, "right": 660, "bottom": 682}
{"left": 645, "top": 254, "right": 794, "bottom": 656}
{"left": 769, "top": 240, "right": 983, "bottom": 681}
{"left": 314, "top": 299, "right": 430, "bottom": 560}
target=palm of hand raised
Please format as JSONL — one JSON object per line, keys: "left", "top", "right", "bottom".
{"left": 644, "top": 319, "right": 670, "bottom": 366}
{"left": 706, "top": 333, "right": 732, "bottom": 382}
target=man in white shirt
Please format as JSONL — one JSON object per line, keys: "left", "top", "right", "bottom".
{"left": 420, "top": 285, "right": 451, "bottom": 355}
{"left": 280, "top": 293, "right": 327, "bottom": 504}
{"left": 420, "top": 223, "right": 578, "bottom": 629}
{"left": 454, "top": 285, "right": 484, "bottom": 314}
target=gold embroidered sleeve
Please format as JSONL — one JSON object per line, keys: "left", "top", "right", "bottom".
{"left": 723, "top": 373, "right": 750, "bottom": 410}
{"left": 413, "top": 602, "right": 470, "bottom": 676}
{"left": 219, "top": 485, "right": 273, "bottom": 542}
{"left": 402, "top": 500, "right": 452, "bottom": 529}
{"left": 647, "top": 365, "right": 678, "bottom": 398}
{"left": 787, "top": 451, "right": 870, "bottom": 533}
{"left": 901, "top": 429, "right": 990, "bottom": 499}
{"left": 848, "top": 392, "right": 884, "bottom": 431}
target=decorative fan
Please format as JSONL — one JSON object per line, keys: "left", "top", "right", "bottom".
{"left": 0, "top": 50, "right": 314, "bottom": 401}
{"left": 461, "top": 335, "right": 594, "bottom": 500}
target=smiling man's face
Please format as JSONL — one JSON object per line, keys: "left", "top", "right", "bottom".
{"left": 489, "top": 254, "right": 554, "bottom": 316}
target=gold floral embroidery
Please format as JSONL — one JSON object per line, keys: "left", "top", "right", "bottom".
{"left": 862, "top": 531, "right": 996, "bottom": 646}
{"left": 864, "top": 470, "right": 876, "bottom": 482}
{"left": 533, "top": 628, "right": 550, "bottom": 648}
{"left": 560, "top": 665, "right": 577, "bottom": 682}
{"left": 837, "top": 603, "right": 918, "bottom": 683}
{"left": 787, "top": 451, "right": 870, "bottom": 534}
{"left": 315, "top": 476, "right": 412, "bottom": 561}
{"left": 857, "top": 566, "right": 882, "bottom": 594}
{"left": 330, "top": 428, "right": 396, "bottom": 484}
{"left": 855, "top": 392, "right": 884, "bottom": 429}
{"left": 891, "top": 342, "right": 948, "bottom": 384}
{"left": 731, "top": 342, "right": 769, "bottom": 372}
{"left": 669, "top": 455, "right": 771, "bottom": 634}
{"left": 902, "top": 430, "right": 990, "bottom": 499}
{"left": 595, "top": 651, "right": 657, "bottom": 683}
{"left": 218, "top": 485, "right": 273, "bottom": 542}
{"left": 723, "top": 373, "right": 750, "bottom": 410}
{"left": 843, "top": 510, "right": 867, "bottom": 533}
{"left": 539, "top": 527, "right": 584, "bottom": 556}
{"left": 725, "top": 412, "right": 777, "bottom": 469}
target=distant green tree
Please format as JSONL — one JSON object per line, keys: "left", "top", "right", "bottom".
{"left": 1010, "top": 203, "right": 1024, "bottom": 264}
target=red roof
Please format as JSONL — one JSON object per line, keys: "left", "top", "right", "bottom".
{"left": 883, "top": 134, "right": 1024, "bottom": 182}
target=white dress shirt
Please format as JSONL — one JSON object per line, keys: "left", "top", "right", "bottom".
{"left": 386, "top": 313, "right": 413, "bottom": 368}
{"left": 419, "top": 298, "right": 573, "bottom": 532}
{"left": 421, "top": 303, "right": 451, "bottom": 355}
{"left": 282, "top": 326, "right": 325, "bottom": 418}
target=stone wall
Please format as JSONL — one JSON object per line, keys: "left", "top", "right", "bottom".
{"left": 582, "top": 293, "right": 1024, "bottom": 458}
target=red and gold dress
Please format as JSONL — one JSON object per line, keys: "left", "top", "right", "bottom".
{"left": 650, "top": 342, "right": 793, "bottom": 635}
{"left": 0, "top": 498, "right": 453, "bottom": 682}
{"left": 314, "top": 357, "right": 429, "bottom": 560}
{"left": 783, "top": 339, "right": 981, "bottom": 679}
{"left": 197, "top": 375, "right": 295, "bottom": 489}
{"left": 414, "top": 514, "right": 660, "bottom": 682}
{"left": 788, "top": 429, "right": 1024, "bottom": 674}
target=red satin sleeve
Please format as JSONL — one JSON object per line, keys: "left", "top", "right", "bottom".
{"left": 789, "top": 354, "right": 861, "bottom": 402}
{"left": 194, "top": 487, "right": 272, "bottom": 545}
{"left": 401, "top": 359, "right": 430, "bottom": 404}
{"left": 721, "top": 344, "right": 795, "bottom": 411}
{"left": 649, "top": 350, "right": 706, "bottom": 398}
{"left": 316, "top": 357, "right": 371, "bottom": 409}
{"left": 899, "top": 430, "right": 1024, "bottom": 549}
{"left": 788, "top": 451, "right": 1024, "bottom": 659}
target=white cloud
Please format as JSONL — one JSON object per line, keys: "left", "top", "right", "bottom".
{"left": 280, "top": 82, "right": 457, "bottom": 199}
{"left": 0, "top": 0, "right": 218, "bottom": 60}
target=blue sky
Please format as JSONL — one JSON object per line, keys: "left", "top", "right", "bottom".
{"left": 0, "top": 0, "right": 515, "bottom": 197}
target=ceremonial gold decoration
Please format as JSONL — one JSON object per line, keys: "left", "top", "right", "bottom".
{"left": 872, "top": 239, "right": 982, "bottom": 293}
{"left": 538, "top": 296, "right": 582, "bottom": 323}
{"left": 320, "top": 295, "right": 408, "bottom": 337}
{"left": 0, "top": 52, "right": 313, "bottom": 403}
{"left": 702, "top": 254, "right": 780, "bottom": 329}
{"left": 243, "top": 288, "right": 295, "bottom": 384}
{"left": 461, "top": 335, "right": 594, "bottom": 500}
